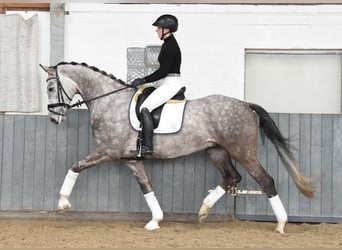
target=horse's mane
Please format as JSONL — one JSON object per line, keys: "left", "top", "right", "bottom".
{"left": 55, "top": 61, "right": 128, "bottom": 86}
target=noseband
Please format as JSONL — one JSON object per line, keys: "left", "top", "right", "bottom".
{"left": 41, "top": 64, "right": 132, "bottom": 116}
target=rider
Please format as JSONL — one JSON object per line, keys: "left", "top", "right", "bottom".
{"left": 131, "top": 14, "right": 184, "bottom": 156}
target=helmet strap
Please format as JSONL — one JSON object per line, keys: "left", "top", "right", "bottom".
{"left": 161, "top": 28, "right": 171, "bottom": 40}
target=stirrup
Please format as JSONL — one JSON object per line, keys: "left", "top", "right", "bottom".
{"left": 130, "top": 145, "right": 153, "bottom": 157}
{"left": 140, "top": 145, "right": 153, "bottom": 155}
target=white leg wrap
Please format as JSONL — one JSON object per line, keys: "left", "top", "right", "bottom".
{"left": 59, "top": 169, "right": 79, "bottom": 197}
{"left": 269, "top": 195, "right": 288, "bottom": 223}
{"left": 203, "top": 185, "right": 226, "bottom": 208}
{"left": 144, "top": 191, "right": 163, "bottom": 230}
{"left": 144, "top": 191, "right": 163, "bottom": 221}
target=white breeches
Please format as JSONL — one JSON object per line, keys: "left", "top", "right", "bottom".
{"left": 140, "top": 75, "right": 184, "bottom": 112}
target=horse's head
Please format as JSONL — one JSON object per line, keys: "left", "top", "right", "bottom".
{"left": 40, "top": 64, "right": 78, "bottom": 124}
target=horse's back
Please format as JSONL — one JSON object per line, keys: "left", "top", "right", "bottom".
{"left": 184, "top": 94, "right": 258, "bottom": 132}
{"left": 186, "top": 94, "right": 253, "bottom": 117}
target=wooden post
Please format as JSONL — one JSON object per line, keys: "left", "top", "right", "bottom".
{"left": 0, "top": 3, "right": 49, "bottom": 13}
{"left": 0, "top": 5, "right": 6, "bottom": 14}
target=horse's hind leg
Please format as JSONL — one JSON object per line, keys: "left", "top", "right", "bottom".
{"left": 206, "top": 147, "right": 242, "bottom": 189}
{"left": 199, "top": 147, "right": 242, "bottom": 223}
{"left": 238, "top": 154, "right": 288, "bottom": 233}
{"left": 126, "top": 160, "right": 163, "bottom": 231}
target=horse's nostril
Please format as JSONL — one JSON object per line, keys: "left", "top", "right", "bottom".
{"left": 50, "top": 117, "right": 58, "bottom": 124}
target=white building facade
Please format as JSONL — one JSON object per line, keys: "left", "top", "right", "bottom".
{"left": 9, "top": 3, "right": 342, "bottom": 113}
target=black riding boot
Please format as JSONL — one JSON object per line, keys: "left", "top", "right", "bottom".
{"left": 140, "top": 108, "right": 154, "bottom": 155}
{"left": 131, "top": 108, "right": 154, "bottom": 157}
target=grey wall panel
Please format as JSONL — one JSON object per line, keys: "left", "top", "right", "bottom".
{"left": 22, "top": 116, "right": 34, "bottom": 209}
{"left": 1, "top": 115, "right": 14, "bottom": 209}
{"left": 45, "top": 116, "right": 57, "bottom": 210}
{"left": 332, "top": 115, "right": 342, "bottom": 217}
{"left": 12, "top": 116, "right": 25, "bottom": 209}
{"left": 33, "top": 116, "right": 47, "bottom": 210}
{"left": 172, "top": 157, "right": 185, "bottom": 213}
{"left": 321, "top": 115, "right": 334, "bottom": 217}
{"left": 0, "top": 111, "right": 342, "bottom": 223}
{"left": 161, "top": 159, "right": 176, "bottom": 213}
{"left": 310, "top": 114, "right": 323, "bottom": 217}
{"left": 108, "top": 161, "right": 121, "bottom": 211}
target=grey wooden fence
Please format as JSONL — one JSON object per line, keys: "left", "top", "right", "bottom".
{"left": 0, "top": 110, "right": 341, "bottom": 223}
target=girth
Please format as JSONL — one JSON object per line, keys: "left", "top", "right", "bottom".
{"left": 135, "top": 86, "right": 186, "bottom": 128}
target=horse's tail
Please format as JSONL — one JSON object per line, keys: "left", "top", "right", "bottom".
{"left": 249, "top": 103, "right": 316, "bottom": 198}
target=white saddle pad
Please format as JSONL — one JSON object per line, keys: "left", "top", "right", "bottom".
{"left": 129, "top": 89, "right": 187, "bottom": 134}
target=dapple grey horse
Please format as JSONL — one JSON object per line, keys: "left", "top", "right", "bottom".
{"left": 40, "top": 62, "right": 316, "bottom": 233}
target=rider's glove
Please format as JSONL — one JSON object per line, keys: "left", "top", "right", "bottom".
{"left": 131, "top": 78, "right": 145, "bottom": 88}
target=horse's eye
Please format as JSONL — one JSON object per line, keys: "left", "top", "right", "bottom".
{"left": 48, "top": 86, "right": 54, "bottom": 92}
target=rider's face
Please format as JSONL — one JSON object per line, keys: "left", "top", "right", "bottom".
{"left": 156, "top": 27, "right": 170, "bottom": 39}
{"left": 156, "top": 27, "right": 163, "bottom": 39}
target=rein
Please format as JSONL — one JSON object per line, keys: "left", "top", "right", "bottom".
{"left": 40, "top": 64, "right": 133, "bottom": 115}
{"left": 68, "top": 86, "right": 131, "bottom": 109}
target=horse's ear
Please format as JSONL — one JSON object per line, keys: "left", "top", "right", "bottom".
{"left": 39, "top": 64, "right": 54, "bottom": 75}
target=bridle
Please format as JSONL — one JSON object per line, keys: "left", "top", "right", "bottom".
{"left": 45, "top": 67, "right": 73, "bottom": 116}
{"left": 40, "top": 64, "right": 133, "bottom": 116}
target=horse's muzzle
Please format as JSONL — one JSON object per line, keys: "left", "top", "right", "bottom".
{"left": 50, "top": 117, "right": 59, "bottom": 125}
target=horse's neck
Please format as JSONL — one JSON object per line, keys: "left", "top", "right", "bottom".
{"left": 64, "top": 66, "right": 130, "bottom": 105}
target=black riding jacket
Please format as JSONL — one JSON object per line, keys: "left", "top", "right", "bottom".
{"left": 143, "top": 34, "right": 181, "bottom": 83}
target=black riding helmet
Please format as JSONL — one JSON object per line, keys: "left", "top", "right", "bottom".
{"left": 152, "top": 14, "right": 178, "bottom": 32}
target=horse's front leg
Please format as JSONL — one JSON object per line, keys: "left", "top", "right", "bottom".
{"left": 126, "top": 160, "right": 163, "bottom": 231}
{"left": 57, "top": 149, "right": 112, "bottom": 212}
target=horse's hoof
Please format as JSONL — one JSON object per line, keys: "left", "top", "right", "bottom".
{"left": 144, "top": 220, "right": 161, "bottom": 231}
{"left": 198, "top": 213, "right": 208, "bottom": 223}
{"left": 275, "top": 221, "right": 286, "bottom": 234}
{"left": 57, "top": 197, "right": 72, "bottom": 212}
{"left": 198, "top": 203, "right": 210, "bottom": 223}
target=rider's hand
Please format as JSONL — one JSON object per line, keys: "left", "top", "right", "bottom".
{"left": 131, "top": 78, "right": 145, "bottom": 88}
